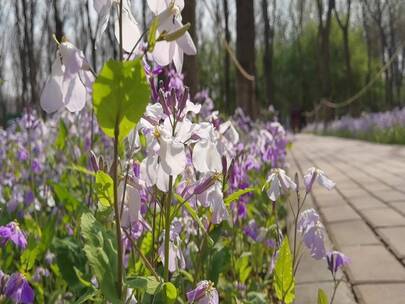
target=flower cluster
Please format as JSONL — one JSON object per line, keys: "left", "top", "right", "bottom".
{"left": 304, "top": 107, "right": 405, "bottom": 144}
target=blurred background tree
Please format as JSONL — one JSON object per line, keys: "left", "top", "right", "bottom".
{"left": 1, "top": 0, "right": 405, "bottom": 127}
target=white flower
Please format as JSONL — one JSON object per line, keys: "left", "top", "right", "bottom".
{"left": 94, "top": 0, "right": 141, "bottom": 52}
{"left": 192, "top": 124, "right": 222, "bottom": 173}
{"left": 118, "top": 182, "right": 141, "bottom": 228}
{"left": 304, "top": 167, "right": 336, "bottom": 192}
{"left": 140, "top": 117, "right": 194, "bottom": 192}
{"left": 40, "top": 42, "right": 91, "bottom": 113}
{"left": 196, "top": 178, "right": 229, "bottom": 224}
{"left": 263, "top": 168, "right": 297, "bottom": 202}
{"left": 148, "top": 0, "right": 197, "bottom": 71}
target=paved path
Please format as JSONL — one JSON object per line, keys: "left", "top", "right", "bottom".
{"left": 288, "top": 134, "right": 405, "bottom": 304}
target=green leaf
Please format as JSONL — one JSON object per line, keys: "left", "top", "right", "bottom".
{"left": 67, "top": 165, "right": 96, "bottom": 177}
{"left": 53, "top": 237, "right": 88, "bottom": 291}
{"left": 154, "top": 282, "right": 177, "bottom": 304}
{"left": 95, "top": 171, "right": 114, "bottom": 207}
{"left": 235, "top": 252, "right": 252, "bottom": 283}
{"left": 73, "top": 288, "right": 99, "bottom": 304}
{"left": 163, "top": 282, "right": 177, "bottom": 303}
{"left": 273, "top": 237, "right": 295, "bottom": 304}
{"left": 147, "top": 17, "right": 159, "bottom": 52}
{"left": 317, "top": 288, "right": 329, "bottom": 304}
{"left": 93, "top": 59, "right": 150, "bottom": 143}
{"left": 126, "top": 276, "right": 162, "bottom": 294}
{"left": 140, "top": 232, "right": 153, "bottom": 255}
{"left": 52, "top": 183, "right": 80, "bottom": 212}
{"left": 208, "top": 245, "right": 231, "bottom": 284}
{"left": 80, "top": 212, "right": 119, "bottom": 303}
{"left": 161, "top": 23, "right": 191, "bottom": 42}
{"left": 20, "top": 247, "right": 41, "bottom": 271}
{"left": 74, "top": 267, "right": 93, "bottom": 288}
{"left": 246, "top": 292, "right": 267, "bottom": 304}
{"left": 175, "top": 194, "right": 214, "bottom": 246}
{"left": 54, "top": 120, "right": 68, "bottom": 150}
{"left": 224, "top": 188, "right": 254, "bottom": 206}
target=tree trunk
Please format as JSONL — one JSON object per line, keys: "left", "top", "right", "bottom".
{"left": 223, "top": 0, "right": 231, "bottom": 112}
{"left": 262, "top": 0, "right": 275, "bottom": 107}
{"left": 236, "top": 0, "right": 256, "bottom": 117}
{"left": 316, "top": 0, "right": 334, "bottom": 99}
{"left": 53, "top": 0, "right": 64, "bottom": 42}
{"left": 182, "top": 0, "right": 199, "bottom": 96}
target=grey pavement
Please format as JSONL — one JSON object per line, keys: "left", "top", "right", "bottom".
{"left": 287, "top": 134, "right": 405, "bottom": 304}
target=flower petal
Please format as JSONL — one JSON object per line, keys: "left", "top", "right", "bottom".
{"left": 40, "top": 58, "right": 64, "bottom": 113}
{"left": 63, "top": 74, "right": 87, "bottom": 112}
{"left": 159, "top": 136, "right": 186, "bottom": 176}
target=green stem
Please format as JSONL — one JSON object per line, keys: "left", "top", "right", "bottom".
{"left": 113, "top": 123, "right": 124, "bottom": 300}
{"left": 329, "top": 278, "right": 340, "bottom": 304}
{"left": 164, "top": 176, "right": 173, "bottom": 282}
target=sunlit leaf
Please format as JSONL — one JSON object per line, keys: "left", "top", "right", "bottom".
{"left": 273, "top": 237, "right": 295, "bottom": 304}
{"left": 93, "top": 59, "right": 150, "bottom": 143}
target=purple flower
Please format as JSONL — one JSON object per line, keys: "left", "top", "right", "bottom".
{"left": 326, "top": 251, "right": 350, "bottom": 275}
{"left": 31, "top": 159, "right": 42, "bottom": 174}
{"left": 187, "top": 280, "right": 219, "bottom": 304}
{"left": 0, "top": 221, "right": 27, "bottom": 249}
{"left": 17, "top": 149, "right": 28, "bottom": 161}
{"left": 23, "top": 191, "right": 35, "bottom": 206}
{"left": 4, "top": 273, "right": 34, "bottom": 304}
{"left": 244, "top": 220, "right": 259, "bottom": 241}
{"left": 298, "top": 209, "right": 326, "bottom": 260}
{"left": 304, "top": 167, "right": 335, "bottom": 192}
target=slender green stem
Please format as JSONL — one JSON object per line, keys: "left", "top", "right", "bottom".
{"left": 113, "top": 122, "right": 124, "bottom": 300}
{"left": 164, "top": 176, "right": 173, "bottom": 282}
{"left": 151, "top": 197, "right": 157, "bottom": 265}
{"left": 329, "top": 278, "right": 340, "bottom": 304}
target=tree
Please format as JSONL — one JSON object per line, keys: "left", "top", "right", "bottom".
{"left": 315, "top": 0, "right": 335, "bottom": 99}
{"left": 262, "top": 0, "right": 277, "bottom": 107}
{"left": 334, "top": 0, "right": 353, "bottom": 98}
{"left": 236, "top": 0, "right": 256, "bottom": 117}
{"left": 223, "top": 0, "right": 231, "bottom": 112}
{"left": 363, "top": 0, "right": 393, "bottom": 106}
{"left": 182, "top": 0, "right": 199, "bottom": 96}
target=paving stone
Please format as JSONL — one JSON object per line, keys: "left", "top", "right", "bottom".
{"left": 339, "top": 187, "right": 370, "bottom": 199}
{"left": 354, "top": 283, "right": 405, "bottom": 304}
{"left": 349, "top": 196, "right": 386, "bottom": 210}
{"left": 373, "top": 190, "right": 405, "bottom": 202}
{"left": 294, "top": 248, "right": 334, "bottom": 284}
{"left": 296, "top": 281, "right": 356, "bottom": 304}
{"left": 389, "top": 202, "right": 405, "bottom": 216}
{"left": 320, "top": 205, "right": 360, "bottom": 223}
{"left": 342, "top": 245, "right": 405, "bottom": 284}
{"left": 377, "top": 227, "right": 405, "bottom": 259}
{"left": 328, "top": 220, "right": 380, "bottom": 247}
{"left": 360, "top": 207, "right": 405, "bottom": 228}
{"left": 314, "top": 193, "right": 348, "bottom": 208}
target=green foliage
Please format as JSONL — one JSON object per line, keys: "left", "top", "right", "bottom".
{"left": 235, "top": 252, "right": 252, "bottom": 284}
{"left": 54, "top": 120, "right": 68, "bottom": 150}
{"left": 53, "top": 237, "right": 88, "bottom": 291}
{"left": 93, "top": 59, "right": 150, "bottom": 143}
{"left": 273, "top": 237, "right": 295, "bottom": 304}
{"left": 95, "top": 171, "right": 114, "bottom": 208}
{"left": 127, "top": 276, "right": 162, "bottom": 294}
{"left": 224, "top": 188, "right": 254, "bottom": 206}
{"left": 208, "top": 244, "right": 231, "bottom": 284}
{"left": 80, "top": 212, "right": 119, "bottom": 303}
{"left": 317, "top": 288, "right": 329, "bottom": 304}
{"left": 52, "top": 183, "right": 80, "bottom": 212}
{"left": 148, "top": 17, "right": 159, "bottom": 52}
{"left": 175, "top": 194, "right": 214, "bottom": 246}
